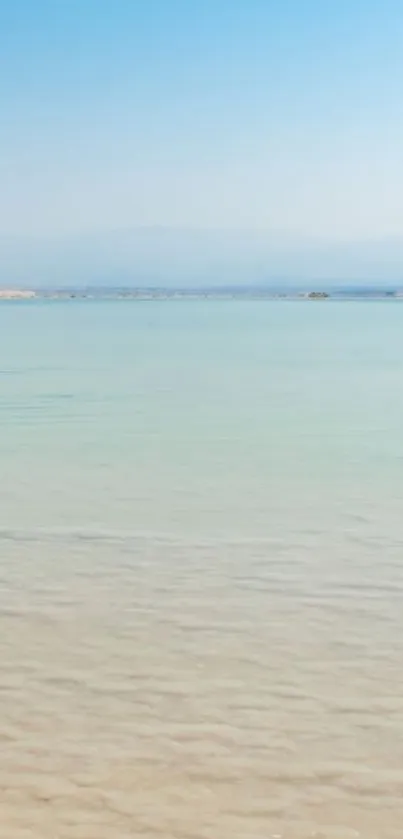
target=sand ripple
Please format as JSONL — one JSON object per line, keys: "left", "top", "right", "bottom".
{"left": 1, "top": 534, "right": 403, "bottom": 838}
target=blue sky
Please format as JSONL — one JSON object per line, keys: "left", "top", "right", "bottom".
{"left": 1, "top": 1, "right": 402, "bottom": 283}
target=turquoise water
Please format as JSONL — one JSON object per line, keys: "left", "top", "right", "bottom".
{"left": 1, "top": 300, "right": 403, "bottom": 838}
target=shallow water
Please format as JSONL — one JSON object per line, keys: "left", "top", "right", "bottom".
{"left": 1, "top": 299, "right": 403, "bottom": 838}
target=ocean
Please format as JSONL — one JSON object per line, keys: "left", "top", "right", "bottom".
{"left": 1, "top": 298, "right": 403, "bottom": 838}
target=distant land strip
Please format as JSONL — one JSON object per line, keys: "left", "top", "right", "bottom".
{"left": 0, "top": 287, "right": 402, "bottom": 300}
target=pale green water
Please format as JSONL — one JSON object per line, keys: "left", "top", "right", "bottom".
{"left": 1, "top": 300, "right": 403, "bottom": 838}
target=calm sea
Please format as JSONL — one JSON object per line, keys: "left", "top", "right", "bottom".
{"left": 1, "top": 299, "right": 403, "bottom": 838}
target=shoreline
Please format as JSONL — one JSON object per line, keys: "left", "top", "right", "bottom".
{"left": 0, "top": 288, "right": 402, "bottom": 302}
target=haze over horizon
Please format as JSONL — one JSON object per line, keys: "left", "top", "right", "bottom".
{"left": 2, "top": 228, "right": 403, "bottom": 288}
{"left": 1, "top": 1, "right": 402, "bottom": 285}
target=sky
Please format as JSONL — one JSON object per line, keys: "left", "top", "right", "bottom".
{"left": 1, "top": 0, "right": 403, "bottom": 285}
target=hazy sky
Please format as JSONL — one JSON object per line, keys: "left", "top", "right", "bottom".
{"left": 1, "top": 1, "right": 402, "bottom": 283}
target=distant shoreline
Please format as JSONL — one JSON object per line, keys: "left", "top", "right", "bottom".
{"left": 0, "top": 289, "right": 36, "bottom": 299}
{"left": 0, "top": 287, "right": 402, "bottom": 301}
